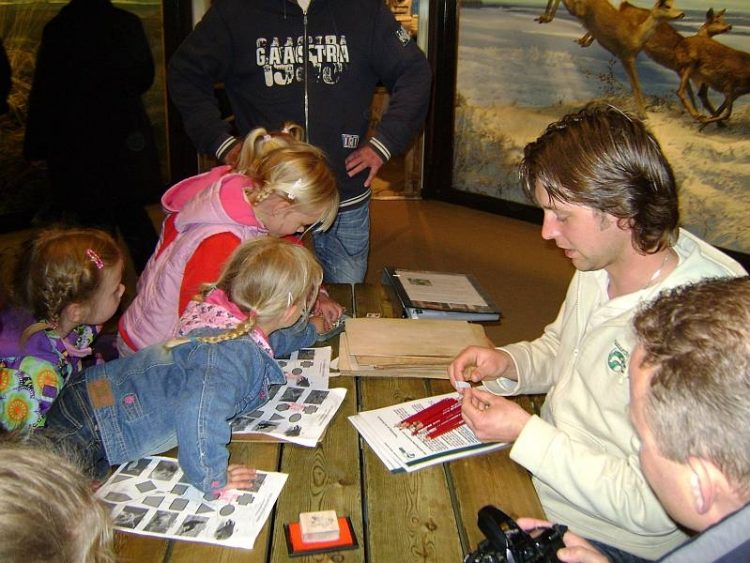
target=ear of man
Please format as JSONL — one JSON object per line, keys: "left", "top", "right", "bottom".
{"left": 687, "top": 455, "right": 739, "bottom": 521}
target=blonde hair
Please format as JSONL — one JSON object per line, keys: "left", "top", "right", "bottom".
{"left": 0, "top": 432, "right": 115, "bottom": 563}
{"left": 11, "top": 227, "right": 123, "bottom": 342}
{"left": 235, "top": 122, "right": 339, "bottom": 231}
{"left": 194, "top": 237, "right": 323, "bottom": 344}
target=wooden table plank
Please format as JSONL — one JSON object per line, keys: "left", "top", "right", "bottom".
{"left": 359, "top": 377, "right": 465, "bottom": 563}
{"left": 114, "top": 531, "right": 171, "bottom": 563}
{"left": 428, "top": 372, "right": 546, "bottom": 552}
{"left": 167, "top": 442, "right": 283, "bottom": 563}
{"left": 270, "top": 375, "right": 364, "bottom": 562}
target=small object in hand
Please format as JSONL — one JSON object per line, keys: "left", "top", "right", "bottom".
{"left": 316, "top": 314, "right": 350, "bottom": 342}
{"left": 454, "top": 380, "right": 471, "bottom": 390}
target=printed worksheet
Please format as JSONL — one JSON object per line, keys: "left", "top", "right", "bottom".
{"left": 96, "top": 456, "right": 287, "bottom": 549}
{"left": 277, "top": 347, "right": 332, "bottom": 389}
{"left": 349, "top": 392, "right": 507, "bottom": 472}
{"left": 231, "top": 347, "right": 346, "bottom": 446}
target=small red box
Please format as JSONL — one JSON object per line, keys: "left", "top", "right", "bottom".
{"left": 284, "top": 516, "right": 358, "bottom": 557}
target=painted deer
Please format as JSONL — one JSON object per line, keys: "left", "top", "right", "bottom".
{"left": 579, "top": 7, "right": 732, "bottom": 114}
{"left": 675, "top": 34, "right": 750, "bottom": 125}
{"left": 536, "top": 0, "right": 685, "bottom": 116}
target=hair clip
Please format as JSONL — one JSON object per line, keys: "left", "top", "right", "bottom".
{"left": 86, "top": 248, "right": 104, "bottom": 269}
{"left": 263, "top": 134, "right": 272, "bottom": 141}
{"left": 287, "top": 291, "right": 294, "bottom": 307}
{"left": 286, "top": 178, "right": 302, "bottom": 200}
{"left": 282, "top": 126, "right": 291, "bottom": 134}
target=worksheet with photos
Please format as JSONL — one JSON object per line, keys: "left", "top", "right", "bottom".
{"left": 349, "top": 392, "right": 507, "bottom": 473}
{"left": 231, "top": 347, "right": 347, "bottom": 447}
{"left": 96, "top": 456, "right": 287, "bottom": 549}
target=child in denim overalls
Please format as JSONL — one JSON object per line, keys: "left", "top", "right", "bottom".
{"left": 46, "top": 237, "right": 323, "bottom": 496}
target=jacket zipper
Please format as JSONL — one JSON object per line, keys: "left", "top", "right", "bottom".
{"left": 303, "top": 11, "right": 310, "bottom": 142}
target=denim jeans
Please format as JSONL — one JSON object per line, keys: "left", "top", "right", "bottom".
{"left": 44, "top": 373, "right": 111, "bottom": 481}
{"left": 313, "top": 202, "right": 370, "bottom": 283}
{"left": 587, "top": 539, "right": 652, "bottom": 563}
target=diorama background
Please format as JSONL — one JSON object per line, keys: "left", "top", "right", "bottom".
{"left": 453, "top": 0, "right": 750, "bottom": 254}
{"left": 0, "top": 0, "right": 167, "bottom": 221}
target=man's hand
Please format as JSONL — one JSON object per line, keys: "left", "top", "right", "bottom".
{"left": 448, "top": 346, "right": 515, "bottom": 388}
{"left": 345, "top": 144, "right": 384, "bottom": 188}
{"left": 461, "top": 387, "right": 530, "bottom": 442}
{"left": 516, "top": 518, "right": 609, "bottom": 563}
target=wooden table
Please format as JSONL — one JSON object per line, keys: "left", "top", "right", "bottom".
{"left": 115, "top": 283, "right": 544, "bottom": 562}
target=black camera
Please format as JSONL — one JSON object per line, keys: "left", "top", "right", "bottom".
{"left": 464, "top": 505, "right": 567, "bottom": 563}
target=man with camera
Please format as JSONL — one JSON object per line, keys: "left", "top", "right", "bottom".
{"left": 514, "top": 276, "right": 750, "bottom": 562}
{"left": 449, "top": 104, "right": 746, "bottom": 560}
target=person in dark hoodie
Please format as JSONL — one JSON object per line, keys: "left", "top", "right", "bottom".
{"left": 23, "top": 0, "right": 162, "bottom": 273}
{"left": 167, "top": 0, "right": 432, "bottom": 284}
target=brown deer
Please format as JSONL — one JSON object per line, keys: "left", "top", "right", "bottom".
{"left": 675, "top": 35, "right": 750, "bottom": 125}
{"left": 578, "top": 7, "right": 732, "bottom": 114}
{"left": 536, "top": 0, "right": 685, "bottom": 116}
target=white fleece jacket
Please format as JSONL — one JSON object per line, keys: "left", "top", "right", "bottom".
{"left": 484, "top": 229, "right": 746, "bottom": 559}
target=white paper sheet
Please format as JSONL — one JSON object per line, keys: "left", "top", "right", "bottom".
{"left": 96, "top": 456, "right": 287, "bottom": 549}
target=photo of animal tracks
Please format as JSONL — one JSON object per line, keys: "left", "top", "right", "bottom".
{"left": 231, "top": 347, "right": 347, "bottom": 446}
{"left": 96, "top": 456, "right": 287, "bottom": 549}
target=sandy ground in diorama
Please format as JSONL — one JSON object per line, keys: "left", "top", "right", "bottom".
{"left": 454, "top": 3, "right": 750, "bottom": 254}
{"left": 453, "top": 101, "right": 750, "bottom": 253}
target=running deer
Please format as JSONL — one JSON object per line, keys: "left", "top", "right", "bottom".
{"left": 676, "top": 34, "right": 750, "bottom": 125}
{"left": 578, "top": 7, "right": 732, "bottom": 114}
{"left": 536, "top": 0, "right": 685, "bottom": 116}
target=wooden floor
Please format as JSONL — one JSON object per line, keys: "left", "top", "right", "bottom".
{"left": 367, "top": 199, "right": 573, "bottom": 345}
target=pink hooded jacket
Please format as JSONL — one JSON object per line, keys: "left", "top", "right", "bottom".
{"left": 118, "top": 166, "right": 267, "bottom": 352}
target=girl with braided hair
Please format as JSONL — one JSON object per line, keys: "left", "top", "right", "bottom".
{"left": 117, "top": 121, "right": 342, "bottom": 356}
{"left": 46, "top": 237, "right": 323, "bottom": 496}
{"left": 0, "top": 227, "right": 125, "bottom": 430}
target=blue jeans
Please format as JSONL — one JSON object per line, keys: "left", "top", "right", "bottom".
{"left": 313, "top": 202, "right": 370, "bottom": 283}
{"left": 587, "top": 539, "right": 652, "bottom": 563}
{"left": 43, "top": 373, "right": 111, "bottom": 481}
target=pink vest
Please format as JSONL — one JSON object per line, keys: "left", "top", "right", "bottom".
{"left": 118, "top": 167, "right": 266, "bottom": 351}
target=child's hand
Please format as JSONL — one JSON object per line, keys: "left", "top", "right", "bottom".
{"left": 310, "top": 316, "right": 328, "bottom": 334}
{"left": 314, "top": 292, "right": 344, "bottom": 328}
{"left": 224, "top": 464, "right": 257, "bottom": 491}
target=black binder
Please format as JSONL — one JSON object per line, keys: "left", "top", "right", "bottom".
{"left": 382, "top": 266, "right": 501, "bottom": 322}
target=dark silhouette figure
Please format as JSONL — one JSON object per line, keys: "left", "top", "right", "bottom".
{"left": 23, "top": 0, "right": 161, "bottom": 273}
{"left": 0, "top": 37, "right": 10, "bottom": 115}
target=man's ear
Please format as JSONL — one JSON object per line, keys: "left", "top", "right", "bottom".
{"left": 616, "top": 216, "right": 636, "bottom": 232}
{"left": 687, "top": 456, "right": 715, "bottom": 515}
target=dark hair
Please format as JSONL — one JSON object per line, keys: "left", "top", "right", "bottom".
{"left": 519, "top": 104, "right": 679, "bottom": 254}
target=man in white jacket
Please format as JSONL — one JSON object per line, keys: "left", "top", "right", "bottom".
{"left": 449, "top": 104, "right": 746, "bottom": 560}
{"left": 517, "top": 277, "right": 750, "bottom": 562}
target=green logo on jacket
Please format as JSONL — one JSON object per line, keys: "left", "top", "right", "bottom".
{"left": 607, "top": 341, "right": 629, "bottom": 375}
